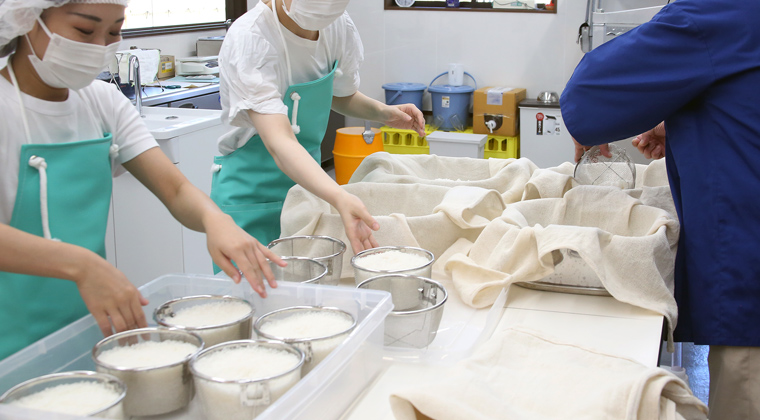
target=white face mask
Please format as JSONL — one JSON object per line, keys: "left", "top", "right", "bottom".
{"left": 26, "top": 17, "right": 120, "bottom": 90}
{"left": 282, "top": 0, "right": 351, "bottom": 31}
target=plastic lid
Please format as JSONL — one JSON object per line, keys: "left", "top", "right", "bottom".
{"left": 382, "top": 82, "right": 426, "bottom": 91}
{"left": 428, "top": 84, "right": 475, "bottom": 94}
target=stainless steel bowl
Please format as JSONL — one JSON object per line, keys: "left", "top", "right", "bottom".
{"left": 267, "top": 236, "right": 346, "bottom": 285}
{"left": 537, "top": 91, "right": 559, "bottom": 103}
{"left": 268, "top": 256, "right": 329, "bottom": 285}
{"left": 154, "top": 295, "right": 254, "bottom": 347}
{"left": 351, "top": 246, "right": 435, "bottom": 286}
{"left": 254, "top": 306, "right": 356, "bottom": 374}
{"left": 357, "top": 275, "right": 447, "bottom": 348}
{"left": 190, "top": 339, "right": 304, "bottom": 420}
{"left": 92, "top": 327, "right": 203, "bottom": 417}
{"left": 0, "top": 371, "right": 126, "bottom": 419}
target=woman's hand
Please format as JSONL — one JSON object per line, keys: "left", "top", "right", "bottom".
{"left": 73, "top": 252, "right": 149, "bottom": 337}
{"left": 203, "top": 212, "right": 286, "bottom": 298}
{"left": 632, "top": 122, "right": 666, "bottom": 159}
{"left": 334, "top": 190, "right": 380, "bottom": 254}
{"left": 382, "top": 103, "right": 426, "bottom": 137}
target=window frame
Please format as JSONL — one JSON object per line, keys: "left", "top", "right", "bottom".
{"left": 122, "top": 0, "right": 248, "bottom": 39}
{"left": 383, "top": 0, "right": 557, "bottom": 13}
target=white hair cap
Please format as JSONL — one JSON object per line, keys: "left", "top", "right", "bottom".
{"left": 0, "top": 0, "right": 129, "bottom": 57}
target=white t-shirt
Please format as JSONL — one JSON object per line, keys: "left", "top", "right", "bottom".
{"left": 217, "top": 1, "right": 364, "bottom": 154}
{"left": 0, "top": 77, "right": 158, "bottom": 225}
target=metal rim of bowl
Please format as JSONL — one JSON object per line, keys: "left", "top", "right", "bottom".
{"left": 189, "top": 339, "right": 305, "bottom": 384}
{"left": 153, "top": 295, "right": 255, "bottom": 331}
{"left": 0, "top": 370, "right": 127, "bottom": 416}
{"left": 92, "top": 327, "right": 204, "bottom": 372}
{"left": 267, "top": 235, "right": 347, "bottom": 261}
{"left": 272, "top": 256, "right": 329, "bottom": 284}
{"left": 253, "top": 306, "right": 356, "bottom": 343}
{"left": 350, "top": 246, "right": 435, "bottom": 274}
{"left": 356, "top": 274, "right": 448, "bottom": 316}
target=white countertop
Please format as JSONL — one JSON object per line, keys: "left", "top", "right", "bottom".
{"left": 340, "top": 283, "right": 664, "bottom": 420}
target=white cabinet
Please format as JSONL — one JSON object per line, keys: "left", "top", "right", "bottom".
{"left": 106, "top": 108, "right": 228, "bottom": 288}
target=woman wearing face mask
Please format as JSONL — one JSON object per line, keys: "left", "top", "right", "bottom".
{"left": 0, "top": 0, "right": 285, "bottom": 360}
{"left": 212, "top": 0, "right": 426, "bottom": 256}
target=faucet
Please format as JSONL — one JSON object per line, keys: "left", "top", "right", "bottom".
{"left": 129, "top": 55, "right": 143, "bottom": 117}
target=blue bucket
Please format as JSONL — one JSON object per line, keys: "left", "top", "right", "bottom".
{"left": 428, "top": 72, "right": 476, "bottom": 131}
{"left": 382, "top": 82, "right": 426, "bottom": 109}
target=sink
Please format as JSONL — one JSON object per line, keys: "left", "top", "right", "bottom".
{"left": 141, "top": 106, "right": 223, "bottom": 140}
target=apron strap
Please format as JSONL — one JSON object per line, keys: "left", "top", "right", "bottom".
{"left": 290, "top": 91, "right": 302, "bottom": 134}
{"left": 27, "top": 155, "right": 59, "bottom": 241}
{"left": 7, "top": 57, "right": 34, "bottom": 145}
{"left": 271, "top": 0, "right": 294, "bottom": 87}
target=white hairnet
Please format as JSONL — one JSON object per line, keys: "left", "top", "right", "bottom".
{"left": 0, "top": 0, "right": 130, "bottom": 57}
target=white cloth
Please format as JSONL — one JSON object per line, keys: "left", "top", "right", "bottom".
{"left": 217, "top": 2, "right": 363, "bottom": 154}
{"left": 348, "top": 153, "right": 539, "bottom": 204}
{"left": 0, "top": 77, "right": 158, "bottom": 224}
{"left": 280, "top": 183, "right": 503, "bottom": 279}
{"left": 389, "top": 327, "right": 708, "bottom": 420}
{"left": 443, "top": 186, "right": 680, "bottom": 346}
{"left": 523, "top": 159, "right": 677, "bottom": 218}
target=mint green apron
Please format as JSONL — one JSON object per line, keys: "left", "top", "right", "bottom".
{"left": 210, "top": 63, "right": 336, "bottom": 252}
{"left": 0, "top": 62, "right": 115, "bottom": 360}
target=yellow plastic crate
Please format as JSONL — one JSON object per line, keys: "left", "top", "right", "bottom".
{"left": 461, "top": 128, "right": 520, "bottom": 159}
{"left": 380, "top": 126, "right": 519, "bottom": 159}
{"left": 484, "top": 134, "right": 520, "bottom": 159}
{"left": 380, "top": 125, "right": 430, "bottom": 155}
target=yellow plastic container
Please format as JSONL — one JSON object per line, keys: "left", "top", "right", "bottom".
{"left": 380, "top": 125, "right": 431, "bottom": 155}
{"left": 381, "top": 125, "right": 519, "bottom": 159}
{"left": 332, "top": 127, "right": 384, "bottom": 185}
{"left": 484, "top": 134, "right": 520, "bottom": 159}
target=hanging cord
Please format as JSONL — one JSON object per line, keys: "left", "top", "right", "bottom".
{"left": 289, "top": 92, "right": 302, "bottom": 134}
{"left": 27, "top": 156, "right": 59, "bottom": 241}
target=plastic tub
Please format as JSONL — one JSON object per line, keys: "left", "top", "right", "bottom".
{"left": 357, "top": 275, "right": 448, "bottom": 348}
{"left": 332, "top": 127, "right": 384, "bottom": 185}
{"left": 92, "top": 327, "right": 204, "bottom": 417}
{"left": 351, "top": 246, "right": 435, "bottom": 286}
{"left": 190, "top": 339, "right": 304, "bottom": 420}
{"left": 382, "top": 82, "right": 426, "bottom": 109}
{"left": 0, "top": 371, "right": 125, "bottom": 419}
{"left": 428, "top": 71, "right": 476, "bottom": 131}
{"left": 254, "top": 306, "right": 356, "bottom": 375}
{"left": 269, "top": 257, "right": 329, "bottom": 285}
{"left": 0, "top": 274, "right": 392, "bottom": 420}
{"left": 426, "top": 131, "right": 488, "bottom": 159}
{"left": 153, "top": 295, "right": 254, "bottom": 347}
{"left": 267, "top": 236, "right": 346, "bottom": 285}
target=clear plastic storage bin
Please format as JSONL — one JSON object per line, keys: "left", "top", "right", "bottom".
{"left": 0, "top": 274, "right": 392, "bottom": 420}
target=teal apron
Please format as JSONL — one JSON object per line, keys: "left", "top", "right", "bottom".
{"left": 211, "top": 2, "right": 338, "bottom": 264}
{"left": 0, "top": 62, "right": 115, "bottom": 360}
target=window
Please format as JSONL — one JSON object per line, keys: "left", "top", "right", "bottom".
{"left": 384, "top": 0, "right": 556, "bottom": 13}
{"left": 123, "top": 0, "right": 249, "bottom": 37}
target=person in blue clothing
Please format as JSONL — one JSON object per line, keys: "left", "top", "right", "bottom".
{"left": 561, "top": 0, "right": 760, "bottom": 418}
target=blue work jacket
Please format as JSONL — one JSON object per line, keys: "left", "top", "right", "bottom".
{"left": 561, "top": 0, "right": 760, "bottom": 346}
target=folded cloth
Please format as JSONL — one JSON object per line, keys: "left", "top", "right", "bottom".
{"left": 389, "top": 327, "right": 708, "bottom": 420}
{"left": 348, "top": 152, "right": 538, "bottom": 204}
{"left": 280, "top": 183, "right": 502, "bottom": 279}
{"left": 522, "top": 159, "right": 676, "bottom": 218}
{"left": 442, "top": 186, "right": 680, "bottom": 346}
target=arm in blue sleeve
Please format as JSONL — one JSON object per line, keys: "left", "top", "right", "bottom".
{"left": 560, "top": 4, "right": 714, "bottom": 146}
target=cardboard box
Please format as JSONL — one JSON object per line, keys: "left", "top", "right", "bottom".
{"left": 158, "top": 54, "right": 175, "bottom": 79}
{"left": 473, "top": 86, "right": 527, "bottom": 137}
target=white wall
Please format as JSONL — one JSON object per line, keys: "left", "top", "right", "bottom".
{"left": 345, "top": 0, "right": 588, "bottom": 116}
{"left": 118, "top": 29, "right": 226, "bottom": 57}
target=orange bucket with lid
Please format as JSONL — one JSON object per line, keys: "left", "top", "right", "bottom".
{"left": 332, "top": 127, "right": 384, "bottom": 185}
